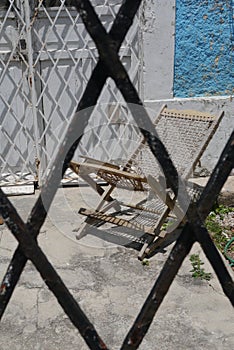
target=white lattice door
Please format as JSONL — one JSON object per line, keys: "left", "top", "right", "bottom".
{"left": 0, "top": 1, "right": 38, "bottom": 189}
{"left": 0, "top": 1, "right": 141, "bottom": 187}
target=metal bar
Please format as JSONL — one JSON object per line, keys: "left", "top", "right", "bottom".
{"left": 198, "top": 131, "right": 234, "bottom": 220}
{"left": 0, "top": 188, "right": 108, "bottom": 350}
{"left": 188, "top": 215, "right": 234, "bottom": 303}
{"left": 0, "top": 0, "right": 142, "bottom": 322}
{"left": 24, "top": 0, "right": 41, "bottom": 179}
{"left": 73, "top": 0, "right": 182, "bottom": 202}
{"left": 121, "top": 222, "right": 233, "bottom": 349}
{"left": 0, "top": 2, "right": 233, "bottom": 350}
{"left": 121, "top": 224, "right": 195, "bottom": 350}
{"left": 189, "top": 132, "right": 234, "bottom": 300}
{"left": 120, "top": 132, "right": 234, "bottom": 349}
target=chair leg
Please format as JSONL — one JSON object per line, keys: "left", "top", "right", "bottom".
{"left": 138, "top": 230, "right": 167, "bottom": 260}
{"left": 138, "top": 175, "right": 186, "bottom": 260}
{"left": 138, "top": 239, "right": 154, "bottom": 261}
{"left": 143, "top": 226, "right": 182, "bottom": 258}
{"left": 138, "top": 205, "right": 171, "bottom": 260}
{"left": 76, "top": 220, "right": 91, "bottom": 240}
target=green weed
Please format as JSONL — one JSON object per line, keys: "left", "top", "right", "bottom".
{"left": 189, "top": 254, "right": 212, "bottom": 281}
{"left": 142, "top": 258, "right": 150, "bottom": 266}
{"left": 206, "top": 205, "right": 234, "bottom": 252}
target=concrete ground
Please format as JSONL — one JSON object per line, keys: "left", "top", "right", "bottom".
{"left": 0, "top": 177, "right": 233, "bottom": 350}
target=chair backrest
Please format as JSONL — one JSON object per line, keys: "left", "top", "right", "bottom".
{"left": 124, "top": 106, "right": 224, "bottom": 181}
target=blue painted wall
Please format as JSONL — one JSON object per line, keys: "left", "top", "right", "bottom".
{"left": 174, "top": 0, "right": 233, "bottom": 97}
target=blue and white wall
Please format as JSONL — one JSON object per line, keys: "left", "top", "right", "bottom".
{"left": 141, "top": 0, "right": 233, "bottom": 174}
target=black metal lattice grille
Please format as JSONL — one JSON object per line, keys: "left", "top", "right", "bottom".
{"left": 0, "top": 1, "right": 233, "bottom": 349}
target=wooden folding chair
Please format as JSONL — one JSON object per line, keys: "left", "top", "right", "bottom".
{"left": 70, "top": 106, "right": 224, "bottom": 259}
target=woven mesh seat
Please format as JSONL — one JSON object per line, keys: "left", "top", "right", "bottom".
{"left": 70, "top": 105, "right": 224, "bottom": 259}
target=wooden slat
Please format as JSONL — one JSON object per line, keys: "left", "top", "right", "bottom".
{"left": 162, "top": 108, "right": 216, "bottom": 121}
{"left": 70, "top": 161, "right": 147, "bottom": 183}
{"left": 80, "top": 156, "right": 120, "bottom": 169}
{"left": 79, "top": 208, "right": 155, "bottom": 235}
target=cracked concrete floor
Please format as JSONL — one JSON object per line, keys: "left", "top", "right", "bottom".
{"left": 0, "top": 186, "right": 233, "bottom": 350}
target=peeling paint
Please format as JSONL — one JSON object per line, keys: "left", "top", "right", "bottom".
{"left": 141, "top": 0, "right": 156, "bottom": 33}
{"left": 174, "top": 1, "right": 233, "bottom": 97}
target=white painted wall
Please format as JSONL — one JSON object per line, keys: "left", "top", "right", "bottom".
{"left": 140, "top": 0, "right": 175, "bottom": 100}
{"left": 140, "top": 0, "right": 233, "bottom": 174}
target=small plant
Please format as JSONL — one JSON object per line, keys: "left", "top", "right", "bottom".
{"left": 161, "top": 220, "right": 174, "bottom": 231}
{"left": 142, "top": 258, "right": 150, "bottom": 266}
{"left": 189, "top": 254, "right": 212, "bottom": 281}
{"left": 161, "top": 222, "right": 168, "bottom": 231}
{"left": 214, "top": 204, "right": 234, "bottom": 220}
{"left": 206, "top": 205, "right": 234, "bottom": 252}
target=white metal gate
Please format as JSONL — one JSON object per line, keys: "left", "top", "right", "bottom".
{"left": 0, "top": 1, "right": 37, "bottom": 188}
{"left": 0, "top": 0, "right": 141, "bottom": 187}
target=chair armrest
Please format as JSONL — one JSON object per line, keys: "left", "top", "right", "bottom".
{"left": 80, "top": 156, "right": 120, "bottom": 169}
{"left": 70, "top": 161, "right": 147, "bottom": 190}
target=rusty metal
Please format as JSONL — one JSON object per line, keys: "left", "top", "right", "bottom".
{"left": 0, "top": 1, "right": 233, "bottom": 350}
{"left": 73, "top": 0, "right": 180, "bottom": 202}
{"left": 0, "top": 0, "right": 143, "bottom": 322}
{"left": 120, "top": 131, "right": 234, "bottom": 350}
{"left": 1, "top": 0, "right": 140, "bottom": 187}
{"left": 0, "top": 187, "right": 108, "bottom": 350}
